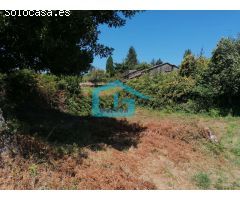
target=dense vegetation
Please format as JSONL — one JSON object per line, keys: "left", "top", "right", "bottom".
{"left": 1, "top": 36, "right": 240, "bottom": 126}
{"left": 127, "top": 37, "right": 240, "bottom": 116}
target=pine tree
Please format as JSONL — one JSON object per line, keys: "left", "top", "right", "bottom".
{"left": 125, "top": 46, "right": 138, "bottom": 69}
{"left": 156, "top": 58, "right": 163, "bottom": 65}
{"left": 106, "top": 56, "right": 114, "bottom": 77}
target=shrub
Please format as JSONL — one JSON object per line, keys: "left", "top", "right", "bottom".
{"left": 59, "top": 75, "right": 81, "bottom": 95}
{"left": 127, "top": 72, "right": 196, "bottom": 111}
{"left": 66, "top": 95, "right": 91, "bottom": 116}
{"left": 6, "top": 69, "right": 37, "bottom": 103}
{"left": 0, "top": 69, "right": 89, "bottom": 117}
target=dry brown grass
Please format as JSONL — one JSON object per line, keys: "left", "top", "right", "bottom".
{"left": 1, "top": 108, "right": 240, "bottom": 189}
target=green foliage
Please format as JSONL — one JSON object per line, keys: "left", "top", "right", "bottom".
{"left": 117, "top": 35, "right": 240, "bottom": 115}
{"left": 66, "top": 95, "right": 92, "bottom": 116}
{"left": 183, "top": 49, "right": 192, "bottom": 58}
{"left": 114, "top": 62, "right": 125, "bottom": 73}
{"left": 179, "top": 53, "right": 196, "bottom": 77}
{"left": 127, "top": 72, "right": 195, "bottom": 111}
{"left": 83, "top": 69, "right": 107, "bottom": 84}
{"left": 0, "top": 11, "right": 137, "bottom": 75}
{"left": 114, "top": 47, "right": 152, "bottom": 73}
{"left": 202, "top": 37, "right": 240, "bottom": 111}
{"left": 193, "top": 172, "right": 211, "bottom": 189}
{"left": 232, "top": 144, "right": 240, "bottom": 156}
{"left": 0, "top": 69, "right": 88, "bottom": 118}
{"left": 0, "top": 69, "right": 125, "bottom": 119}
{"left": 125, "top": 46, "right": 138, "bottom": 69}
{"left": 209, "top": 108, "right": 221, "bottom": 118}
{"left": 179, "top": 49, "right": 209, "bottom": 78}
{"left": 134, "top": 62, "right": 152, "bottom": 70}
{"left": 29, "top": 164, "right": 38, "bottom": 177}
{"left": 193, "top": 56, "right": 210, "bottom": 79}
{"left": 5, "top": 69, "right": 39, "bottom": 107}
{"left": 58, "top": 75, "right": 82, "bottom": 95}
{"left": 106, "top": 56, "right": 115, "bottom": 77}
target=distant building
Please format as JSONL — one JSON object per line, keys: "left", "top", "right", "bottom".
{"left": 123, "top": 63, "right": 178, "bottom": 80}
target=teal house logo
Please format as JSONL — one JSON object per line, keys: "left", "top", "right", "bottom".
{"left": 92, "top": 80, "right": 149, "bottom": 117}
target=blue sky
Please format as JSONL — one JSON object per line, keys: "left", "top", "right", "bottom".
{"left": 93, "top": 10, "right": 240, "bottom": 69}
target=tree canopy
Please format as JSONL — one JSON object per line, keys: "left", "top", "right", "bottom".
{"left": 0, "top": 11, "right": 137, "bottom": 75}
{"left": 203, "top": 37, "right": 240, "bottom": 106}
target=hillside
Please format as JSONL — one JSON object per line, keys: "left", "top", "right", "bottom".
{"left": 1, "top": 106, "right": 240, "bottom": 189}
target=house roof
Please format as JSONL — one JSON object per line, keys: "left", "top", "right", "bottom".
{"left": 145, "top": 62, "right": 178, "bottom": 72}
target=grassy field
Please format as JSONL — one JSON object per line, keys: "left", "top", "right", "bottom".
{"left": 1, "top": 107, "right": 240, "bottom": 189}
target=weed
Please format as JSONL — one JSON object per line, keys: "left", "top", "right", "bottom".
{"left": 29, "top": 164, "right": 38, "bottom": 177}
{"left": 193, "top": 172, "right": 211, "bottom": 189}
{"left": 232, "top": 148, "right": 240, "bottom": 157}
{"left": 209, "top": 109, "right": 221, "bottom": 118}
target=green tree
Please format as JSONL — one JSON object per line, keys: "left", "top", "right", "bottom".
{"left": 125, "top": 46, "right": 138, "bottom": 69}
{"left": 203, "top": 37, "right": 240, "bottom": 108}
{"left": 156, "top": 58, "right": 163, "bottom": 65}
{"left": 113, "top": 62, "right": 123, "bottom": 73}
{"left": 0, "top": 11, "right": 137, "bottom": 75}
{"left": 106, "top": 56, "right": 114, "bottom": 77}
{"left": 179, "top": 52, "right": 196, "bottom": 77}
{"left": 193, "top": 56, "right": 209, "bottom": 80}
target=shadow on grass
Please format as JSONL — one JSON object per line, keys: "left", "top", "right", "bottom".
{"left": 2, "top": 70, "right": 146, "bottom": 152}
{"left": 14, "top": 107, "right": 146, "bottom": 151}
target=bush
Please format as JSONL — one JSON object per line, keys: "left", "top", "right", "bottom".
{"left": 6, "top": 69, "right": 37, "bottom": 102}
{"left": 66, "top": 95, "right": 91, "bottom": 116}
{"left": 0, "top": 69, "right": 89, "bottom": 118}
{"left": 127, "top": 72, "right": 196, "bottom": 111}
{"left": 59, "top": 75, "right": 82, "bottom": 95}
